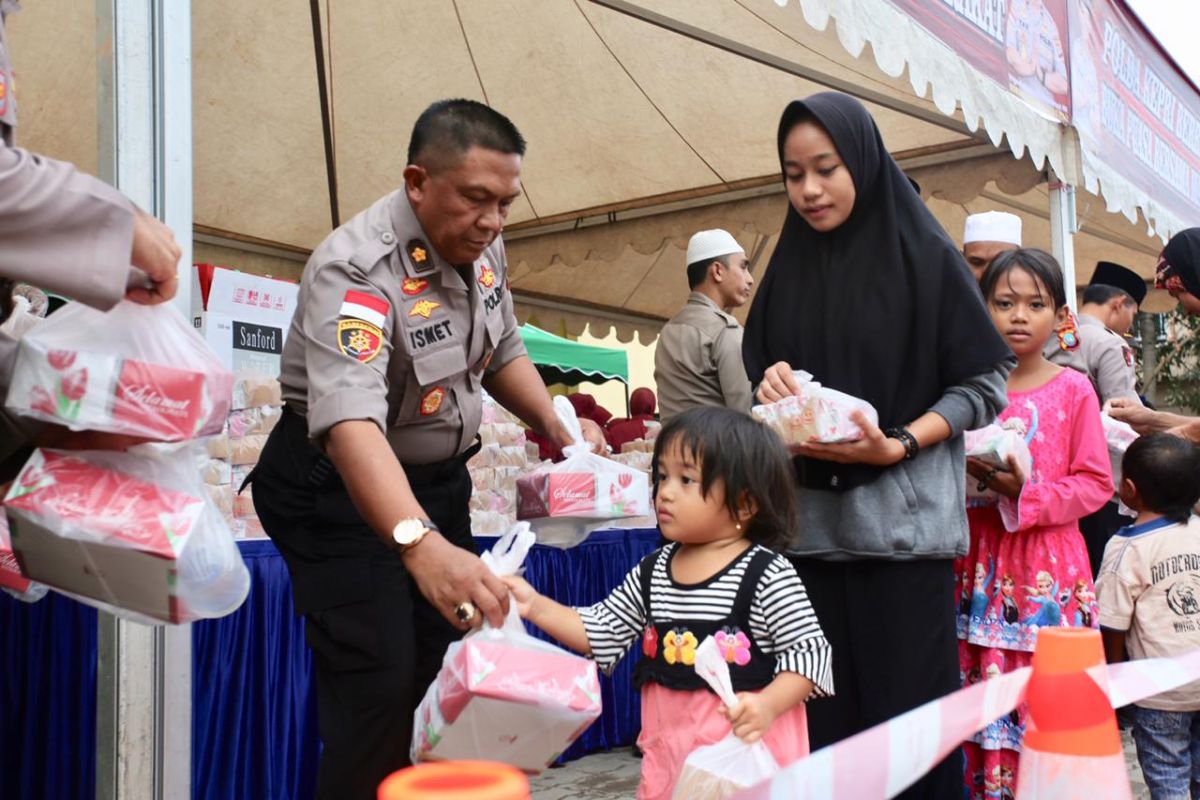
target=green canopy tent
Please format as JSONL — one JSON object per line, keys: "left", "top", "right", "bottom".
{"left": 518, "top": 323, "right": 630, "bottom": 412}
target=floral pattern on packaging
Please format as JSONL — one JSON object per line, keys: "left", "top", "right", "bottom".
{"left": 752, "top": 370, "right": 878, "bottom": 445}
{"left": 516, "top": 461, "right": 650, "bottom": 521}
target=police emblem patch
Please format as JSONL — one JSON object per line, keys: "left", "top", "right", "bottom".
{"left": 407, "top": 239, "right": 434, "bottom": 274}
{"left": 1124, "top": 347, "right": 1134, "bottom": 367}
{"left": 420, "top": 386, "right": 446, "bottom": 416}
{"left": 0, "top": 70, "right": 8, "bottom": 116}
{"left": 478, "top": 263, "right": 496, "bottom": 289}
{"left": 337, "top": 319, "right": 383, "bottom": 363}
{"left": 409, "top": 299, "right": 441, "bottom": 319}
{"left": 402, "top": 277, "right": 428, "bottom": 296}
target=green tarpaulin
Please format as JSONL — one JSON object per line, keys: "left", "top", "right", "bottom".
{"left": 518, "top": 324, "right": 629, "bottom": 386}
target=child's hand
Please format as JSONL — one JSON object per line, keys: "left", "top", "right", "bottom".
{"left": 723, "top": 692, "right": 777, "bottom": 744}
{"left": 500, "top": 575, "right": 541, "bottom": 620}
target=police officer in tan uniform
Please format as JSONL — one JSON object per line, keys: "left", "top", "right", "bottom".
{"left": 654, "top": 229, "right": 754, "bottom": 422}
{"left": 0, "top": 2, "right": 180, "bottom": 474}
{"left": 1044, "top": 261, "right": 1144, "bottom": 406}
{"left": 250, "top": 99, "right": 585, "bottom": 800}
{"left": 1044, "top": 260, "right": 1146, "bottom": 576}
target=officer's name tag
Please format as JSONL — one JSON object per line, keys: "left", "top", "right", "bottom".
{"left": 409, "top": 319, "right": 452, "bottom": 350}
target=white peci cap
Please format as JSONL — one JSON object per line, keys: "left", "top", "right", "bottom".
{"left": 963, "top": 211, "right": 1022, "bottom": 246}
{"left": 686, "top": 229, "right": 744, "bottom": 267}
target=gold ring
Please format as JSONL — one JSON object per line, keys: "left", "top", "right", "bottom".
{"left": 454, "top": 601, "right": 476, "bottom": 623}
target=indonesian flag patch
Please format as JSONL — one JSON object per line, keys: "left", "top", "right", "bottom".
{"left": 339, "top": 290, "right": 389, "bottom": 328}
{"left": 337, "top": 319, "right": 383, "bottom": 363}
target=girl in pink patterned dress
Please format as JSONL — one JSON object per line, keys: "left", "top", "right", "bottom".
{"left": 955, "top": 248, "right": 1112, "bottom": 797}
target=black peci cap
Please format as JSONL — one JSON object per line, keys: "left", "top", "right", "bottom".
{"left": 1090, "top": 261, "right": 1147, "bottom": 306}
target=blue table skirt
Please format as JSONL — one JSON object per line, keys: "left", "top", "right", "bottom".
{"left": 0, "top": 527, "right": 659, "bottom": 800}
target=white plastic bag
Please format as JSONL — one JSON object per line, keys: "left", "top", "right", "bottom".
{"left": 672, "top": 636, "right": 780, "bottom": 799}
{"left": 964, "top": 416, "right": 1033, "bottom": 501}
{"left": 6, "top": 301, "right": 233, "bottom": 441}
{"left": 3, "top": 442, "right": 250, "bottom": 624}
{"left": 411, "top": 523, "right": 602, "bottom": 772}
{"left": 516, "top": 396, "right": 650, "bottom": 547}
{"left": 752, "top": 370, "right": 878, "bottom": 445}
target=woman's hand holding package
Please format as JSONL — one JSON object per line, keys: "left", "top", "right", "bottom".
{"left": 755, "top": 361, "right": 803, "bottom": 404}
{"left": 794, "top": 410, "right": 904, "bottom": 466}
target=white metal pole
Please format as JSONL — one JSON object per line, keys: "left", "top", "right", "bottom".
{"left": 1048, "top": 176, "right": 1079, "bottom": 311}
{"left": 94, "top": 2, "right": 193, "bottom": 799}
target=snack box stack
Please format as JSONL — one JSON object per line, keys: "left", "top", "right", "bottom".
{"left": 610, "top": 450, "right": 652, "bottom": 472}
{"left": 469, "top": 415, "right": 533, "bottom": 536}
{"left": 201, "top": 373, "right": 283, "bottom": 540}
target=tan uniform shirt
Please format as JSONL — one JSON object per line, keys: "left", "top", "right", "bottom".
{"left": 654, "top": 292, "right": 752, "bottom": 422}
{"left": 1044, "top": 312, "right": 1139, "bottom": 405}
{"left": 1096, "top": 516, "right": 1200, "bottom": 711}
{"left": 279, "top": 190, "right": 527, "bottom": 465}
{"left": 0, "top": 2, "right": 137, "bottom": 466}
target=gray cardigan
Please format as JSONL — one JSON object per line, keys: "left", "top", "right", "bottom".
{"left": 788, "top": 360, "right": 1014, "bottom": 561}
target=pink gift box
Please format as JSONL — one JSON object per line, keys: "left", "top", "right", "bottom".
{"left": 516, "top": 468, "right": 649, "bottom": 521}
{"left": 0, "top": 514, "right": 32, "bottom": 594}
{"left": 412, "top": 636, "right": 602, "bottom": 773}
{"left": 4, "top": 450, "right": 206, "bottom": 622}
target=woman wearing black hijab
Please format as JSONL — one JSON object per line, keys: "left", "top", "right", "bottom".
{"left": 743, "top": 92, "right": 1013, "bottom": 798}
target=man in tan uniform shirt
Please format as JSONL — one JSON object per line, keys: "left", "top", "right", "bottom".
{"left": 654, "top": 229, "right": 754, "bottom": 421}
{"left": 0, "top": 3, "right": 180, "bottom": 473}
{"left": 249, "top": 99, "right": 584, "bottom": 800}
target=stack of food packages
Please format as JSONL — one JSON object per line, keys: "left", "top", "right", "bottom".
{"left": 610, "top": 420, "right": 661, "bottom": 473}
{"left": 200, "top": 375, "right": 283, "bottom": 539}
{"left": 468, "top": 397, "right": 540, "bottom": 536}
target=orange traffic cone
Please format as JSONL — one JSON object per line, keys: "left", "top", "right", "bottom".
{"left": 1016, "top": 628, "right": 1131, "bottom": 798}
{"left": 378, "top": 761, "right": 530, "bottom": 800}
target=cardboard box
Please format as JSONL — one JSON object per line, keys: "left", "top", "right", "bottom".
{"left": 516, "top": 469, "right": 649, "bottom": 521}
{"left": 3, "top": 450, "right": 206, "bottom": 623}
{"left": 412, "top": 636, "right": 601, "bottom": 773}
{"left": 191, "top": 265, "right": 299, "bottom": 379}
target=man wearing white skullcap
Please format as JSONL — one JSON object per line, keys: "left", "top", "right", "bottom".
{"left": 654, "top": 229, "right": 755, "bottom": 422}
{"left": 962, "top": 211, "right": 1022, "bottom": 282}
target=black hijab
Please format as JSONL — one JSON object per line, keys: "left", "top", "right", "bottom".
{"left": 742, "top": 93, "right": 1011, "bottom": 491}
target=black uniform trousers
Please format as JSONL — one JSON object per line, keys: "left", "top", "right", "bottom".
{"left": 251, "top": 407, "right": 476, "bottom": 800}
{"left": 1080, "top": 499, "right": 1127, "bottom": 579}
{"left": 790, "top": 557, "right": 964, "bottom": 800}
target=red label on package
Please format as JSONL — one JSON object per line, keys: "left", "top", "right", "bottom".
{"left": 517, "top": 472, "right": 597, "bottom": 519}
{"left": 113, "top": 360, "right": 206, "bottom": 440}
{"left": 0, "top": 517, "right": 31, "bottom": 593}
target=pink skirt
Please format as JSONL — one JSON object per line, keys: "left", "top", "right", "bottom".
{"left": 636, "top": 683, "right": 810, "bottom": 800}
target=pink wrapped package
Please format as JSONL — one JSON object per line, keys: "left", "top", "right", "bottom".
{"left": 3, "top": 446, "right": 249, "bottom": 623}
{"left": 6, "top": 302, "right": 232, "bottom": 441}
{"left": 411, "top": 525, "right": 602, "bottom": 772}
{"left": 752, "top": 370, "right": 878, "bottom": 445}
{"left": 0, "top": 513, "right": 41, "bottom": 598}
{"left": 964, "top": 420, "right": 1032, "bottom": 500}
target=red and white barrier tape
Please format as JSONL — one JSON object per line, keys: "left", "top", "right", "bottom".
{"left": 733, "top": 647, "right": 1200, "bottom": 799}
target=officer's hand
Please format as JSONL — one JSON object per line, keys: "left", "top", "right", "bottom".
{"left": 756, "top": 362, "right": 800, "bottom": 404}
{"left": 126, "top": 209, "right": 181, "bottom": 305}
{"left": 578, "top": 418, "right": 607, "bottom": 455}
{"left": 401, "top": 531, "right": 510, "bottom": 629}
{"left": 1107, "top": 398, "right": 1167, "bottom": 435}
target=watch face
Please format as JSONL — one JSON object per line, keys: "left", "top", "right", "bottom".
{"left": 393, "top": 519, "right": 426, "bottom": 545}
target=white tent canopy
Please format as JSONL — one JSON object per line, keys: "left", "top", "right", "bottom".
{"left": 7, "top": 0, "right": 1177, "bottom": 342}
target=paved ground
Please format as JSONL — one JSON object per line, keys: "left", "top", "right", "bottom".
{"left": 529, "top": 732, "right": 1151, "bottom": 799}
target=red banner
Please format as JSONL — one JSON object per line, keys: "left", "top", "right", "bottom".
{"left": 1070, "top": 0, "right": 1200, "bottom": 224}
{"left": 886, "top": 0, "right": 1071, "bottom": 121}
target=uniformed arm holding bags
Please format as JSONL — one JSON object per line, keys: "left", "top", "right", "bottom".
{"left": 250, "top": 99, "right": 588, "bottom": 800}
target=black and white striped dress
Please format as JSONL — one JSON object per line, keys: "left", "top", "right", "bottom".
{"left": 577, "top": 543, "right": 834, "bottom": 697}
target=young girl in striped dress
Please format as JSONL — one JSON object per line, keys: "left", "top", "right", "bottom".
{"left": 503, "top": 406, "right": 833, "bottom": 800}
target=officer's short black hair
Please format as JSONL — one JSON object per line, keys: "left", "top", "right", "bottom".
{"left": 686, "top": 255, "right": 730, "bottom": 290}
{"left": 1082, "top": 283, "right": 1135, "bottom": 307}
{"left": 407, "top": 99, "right": 526, "bottom": 174}
{"left": 651, "top": 407, "right": 798, "bottom": 552}
{"left": 1122, "top": 433, "right": 1200, "bottom": 523}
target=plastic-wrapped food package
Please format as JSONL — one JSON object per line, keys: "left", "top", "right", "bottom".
{"left": 469, "top": 509, "right": 511, "bottom": 536}
{"left": 5, "top": 302, "right": 232, "bottom": 441}
{"left": 1101, "top": 411, "right": 1139, "bottom": 496}
{"left": 3, "top": 444, "right": 250, "bottom": 624}
{"left": 752, "top": 370, "right": 878, "bottom": 445}
{"left": 671, "top": 636, "right": 779, "bottom": 799}
{"left": 964, "top": 418, "right": 1033, "bottom": 501}
{"left": 516, "top": 398, "right": 650, "bottom": 547}
{"left": 411, "top": 524, "right": 602, "bottom": 772}
{"left": 0, "top": 513, "right": 48, "bottom": 603}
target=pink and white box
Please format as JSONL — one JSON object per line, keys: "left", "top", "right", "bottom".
{"left": 752, "top": 370, "right": 878, "bottom": 445}
{"left": 516, "top": 464, "right": 649, "bottom": 521}
{"left": 411, "top": 635, "right": 602, "bottom": 773}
